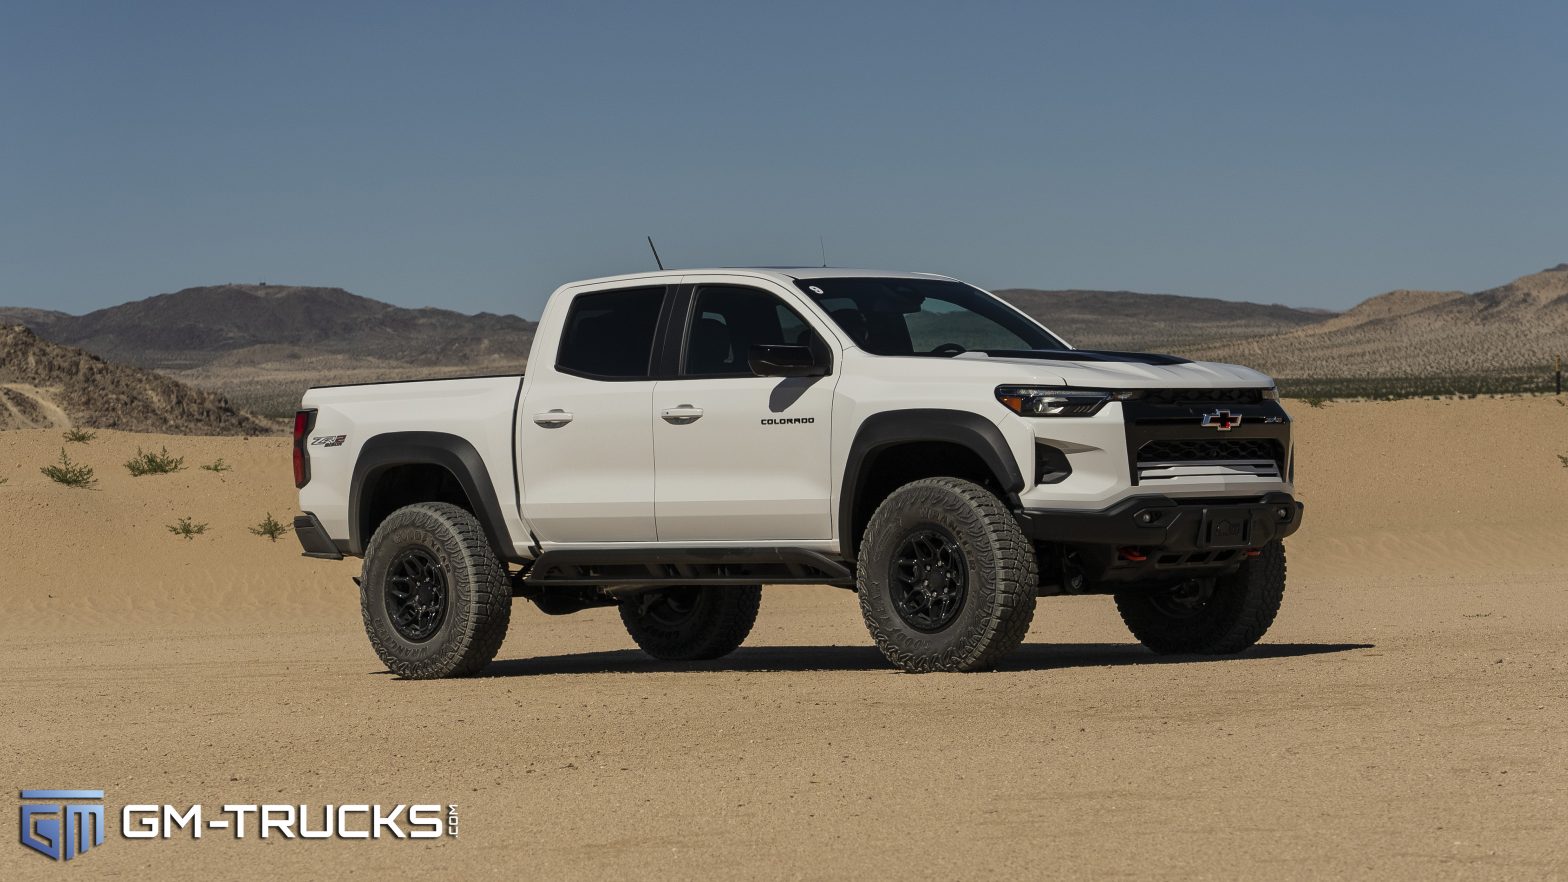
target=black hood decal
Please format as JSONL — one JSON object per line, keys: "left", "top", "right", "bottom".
{"left": 979, "top": 349, "right": 1193, "bottom": 366}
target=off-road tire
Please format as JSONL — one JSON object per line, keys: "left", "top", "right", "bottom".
{"left": 1114, "top": 541, "right": 1286, "bottom": 654}
{"left": 360, "top": 502, "right": 512, "bottom": 679}
{"left": 619, "top": 586, "right": 762, "bottom": 661}
{"left": 857, "top": 477, "right": 1038, "bottom": 673}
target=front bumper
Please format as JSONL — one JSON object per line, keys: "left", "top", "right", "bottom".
{"left": 1015, "top": 492, "right": 1303, "bottom": 552}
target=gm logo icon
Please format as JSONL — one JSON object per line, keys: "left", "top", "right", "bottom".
{"left": 19, "top": 790, "right": 105, "bottom": 862}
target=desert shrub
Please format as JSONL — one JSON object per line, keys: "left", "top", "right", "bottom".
{"left": 201, "top": 458, "right": 232, "bottom": 473}
{"left": 1300, "top": 396, "right": 1329, "bottom": 409}
{"left": 62, "top": 428, "right": 97, "bottom": 443}
{"left": 249, "top": 513, "right": 291, "bottom": 542}
{"left": 125, "top": 447, "right": 185, "bottom": 476}
{"left": 166, "top": 517, "right": 209, "bottom": 540}
{"left": 41, "top": 449, "right": 97, "bottom": 488}
{"left": 1278, "top": 373, "right": 1555, "bottom": 401}
{"left": 1558, "top": 454, "right": 1568, "bottom": 469}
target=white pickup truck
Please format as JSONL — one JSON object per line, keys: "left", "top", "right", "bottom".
{"left": 294, "top": 268, "right": 1302, "bottom": 677}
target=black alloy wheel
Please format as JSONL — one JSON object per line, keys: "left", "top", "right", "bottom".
{"left": 384, "top": 547, "right": 449, "bottom": 642}
{"left": 888, "top": 526, "right": 969, "bottom": 632}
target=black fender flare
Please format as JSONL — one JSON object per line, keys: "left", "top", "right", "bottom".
{"left": 839, "top": 409, "right": 1025, "bottom": 560}
{"left": 349, "top": 431, "right": 518, "bottom": 560}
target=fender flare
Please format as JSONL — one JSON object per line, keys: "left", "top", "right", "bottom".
{"left": 349, "top": 431, "right": 517, "bottom": 560}
{"left": 839, "top": 409, "right": 1025, "bottom": 560}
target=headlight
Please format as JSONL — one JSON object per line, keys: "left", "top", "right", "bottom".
{"left": 1261, "top": 387, "right": 1280, "bottom": 400}
{"left": 996, "top": 386, "right": 1139, "bottom": 417}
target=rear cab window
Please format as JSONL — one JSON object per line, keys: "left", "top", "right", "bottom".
{"left": 555, "top": 287, "right": 666, "bottom": 380}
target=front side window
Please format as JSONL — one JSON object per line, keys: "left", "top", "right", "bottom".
{"left": 555, "top": 287, "right": 665, "bottom": 379}
{"left": 683, "top": 285, "right": 818, "bottom": 376}
{"left": 794, "top": 277, "right": 1067, "bottom": 356}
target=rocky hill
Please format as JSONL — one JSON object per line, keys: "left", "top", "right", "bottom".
{"left": 0, "top": 325, "right": 275, "bottom": 434}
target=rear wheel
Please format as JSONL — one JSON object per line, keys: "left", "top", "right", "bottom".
{"left": 1114, "top": 541, "right": 1286, "bottom": 654}
{"left": 360, "top": 502, "right": 512, "bottom": 679}
{"left": 619, "top": 586, "right": 761, "bottom": 661}
{"left": 856, "top": 477, "right": 1038, "bottom": 672}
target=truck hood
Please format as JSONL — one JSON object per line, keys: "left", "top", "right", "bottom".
{"left": 953, "top": 349, "right": 1274, "bottom": 389}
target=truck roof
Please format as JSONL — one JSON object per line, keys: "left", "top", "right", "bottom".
{"left": 559, "top": 267, "right": 958, "bottom": 289}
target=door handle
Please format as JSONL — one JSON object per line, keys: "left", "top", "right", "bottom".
{"left": 533, "top": 409, "right": 574, "bottom": 427}
{"left": 660, "top": 405, "right": 704, "bottom": 425}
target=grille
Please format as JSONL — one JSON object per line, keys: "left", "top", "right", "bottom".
{"left": 1138, "top": 438, "right": 1282, "bottom": 465}
{"left": 1139, "top": 388, "right": 1267, "bottom": 406}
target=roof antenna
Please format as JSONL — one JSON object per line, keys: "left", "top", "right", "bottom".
{"left": 646, "top": 236, "right": 665, "bottom": 271}
{"left": 819, "top": 235, "right": 828, "bottom": 267}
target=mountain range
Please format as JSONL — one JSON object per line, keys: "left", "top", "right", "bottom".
{"left": 2, "top": 266, "right": 1564, "bottom": 429}
{"left": 994, "top": 288, "right": 1331, "bottom": 353}
{"left": 1180, "top": 265, "right": 1568, "bottom": 378}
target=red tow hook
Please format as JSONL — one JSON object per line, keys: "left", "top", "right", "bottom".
{"left": 1245, "top": 548, "right": 1262, "bottom": 557}
{"left": 1118, "top": 547, "right": 1148, "bottom": 562}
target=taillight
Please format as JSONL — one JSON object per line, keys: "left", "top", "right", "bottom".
{"left": 293, "top": 410, "right": 315, "bottom": 488}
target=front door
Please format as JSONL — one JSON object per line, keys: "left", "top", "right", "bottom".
{"left": 653, "top": 283, "right": 838, "bottom": 542}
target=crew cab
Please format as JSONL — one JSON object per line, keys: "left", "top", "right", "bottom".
{"left": 293, "top": 268, "right": 1302, "bottom": 676}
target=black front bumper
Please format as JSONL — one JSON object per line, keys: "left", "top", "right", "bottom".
{"left": 1015, "top": 492, "right": 1303, "bottom": 552}
{"left": 294, "top": 512, "right": 345, "bottom": 560}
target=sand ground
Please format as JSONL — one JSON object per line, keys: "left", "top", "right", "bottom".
{"left": 2, "top": 397, "right": 1566, "bottom": 880}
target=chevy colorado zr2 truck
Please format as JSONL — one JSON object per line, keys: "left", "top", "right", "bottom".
{"left": 293, "top": 268, "right": 1303, "bottom": 677}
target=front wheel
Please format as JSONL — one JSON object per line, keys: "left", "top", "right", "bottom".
{"left": 856, "top": 477, "right": 1038, "bottom": 672}
{"left": 619, "top": 586, "right": 762, "bottom": 661}
{"left": 1114, "top": 541, "right": 1286, "bottom": 654}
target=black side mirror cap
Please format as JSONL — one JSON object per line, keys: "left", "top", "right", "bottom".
{"left": 748, "top": 344, "right": 827, "bottom": 378}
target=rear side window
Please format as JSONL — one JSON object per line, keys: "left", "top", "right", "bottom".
{"left": 555, "top": 287, "right": 666, "bottom": 379}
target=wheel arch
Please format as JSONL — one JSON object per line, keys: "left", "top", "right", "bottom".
{"left": 840, "top": 409, "right": 1025, "bottom": 561}
{"left": 349, "top": 431, "right": 519, "bottom": 561}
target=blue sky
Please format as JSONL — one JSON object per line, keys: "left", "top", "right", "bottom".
{"left": 2, "top": 0, "right": 1564, "bottom": 317}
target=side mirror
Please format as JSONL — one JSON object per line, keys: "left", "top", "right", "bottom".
{"left": 748, "top": 344, "right": 826, "bottom": 378}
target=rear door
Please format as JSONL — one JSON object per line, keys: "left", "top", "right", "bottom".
{"left": 652, "top": 280, "right": 839, "bottom": 542}
{"left": 518, "top": 284, "right": 671, "bottom": 543}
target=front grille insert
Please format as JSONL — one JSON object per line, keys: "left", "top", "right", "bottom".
{"left": 1139, "top": 438, "right": 1282, "bottom": 463}
{"left": 1136, "top": 438, "right": 1284, "bottom": 481}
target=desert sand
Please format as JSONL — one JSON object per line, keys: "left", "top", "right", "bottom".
{"left": 3, "top": 397, "right": 1566, "bottom": 880}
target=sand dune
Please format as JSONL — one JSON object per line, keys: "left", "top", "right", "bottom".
{"left": 4, "top": 397, "right": 1566, "bottom": 879}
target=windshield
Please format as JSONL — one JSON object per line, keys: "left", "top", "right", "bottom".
{"left": 793, "top": 277, "right": 1068, "bottom": 356}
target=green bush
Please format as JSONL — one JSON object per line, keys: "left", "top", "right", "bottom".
{"left": 125, "top": 447, "right": 185, "bottom": 476}
{"left": 249, "top": 513, "right": 291, "bottom": 542}
{"left": 62, "top": 428, "right": 97, "bottom": 443}
{"left": 201, "top": 458, "right": 232, "bottom": 473}
{"left": 166, "top": 517, "right": 209, "bottom": 541}
{"left": 41, "top": 449, "right": 97, "bottom": 488}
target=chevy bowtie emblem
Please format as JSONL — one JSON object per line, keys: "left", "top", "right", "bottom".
{"left": 1201, "top": 410, "right": 1242, "bottom": 431}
